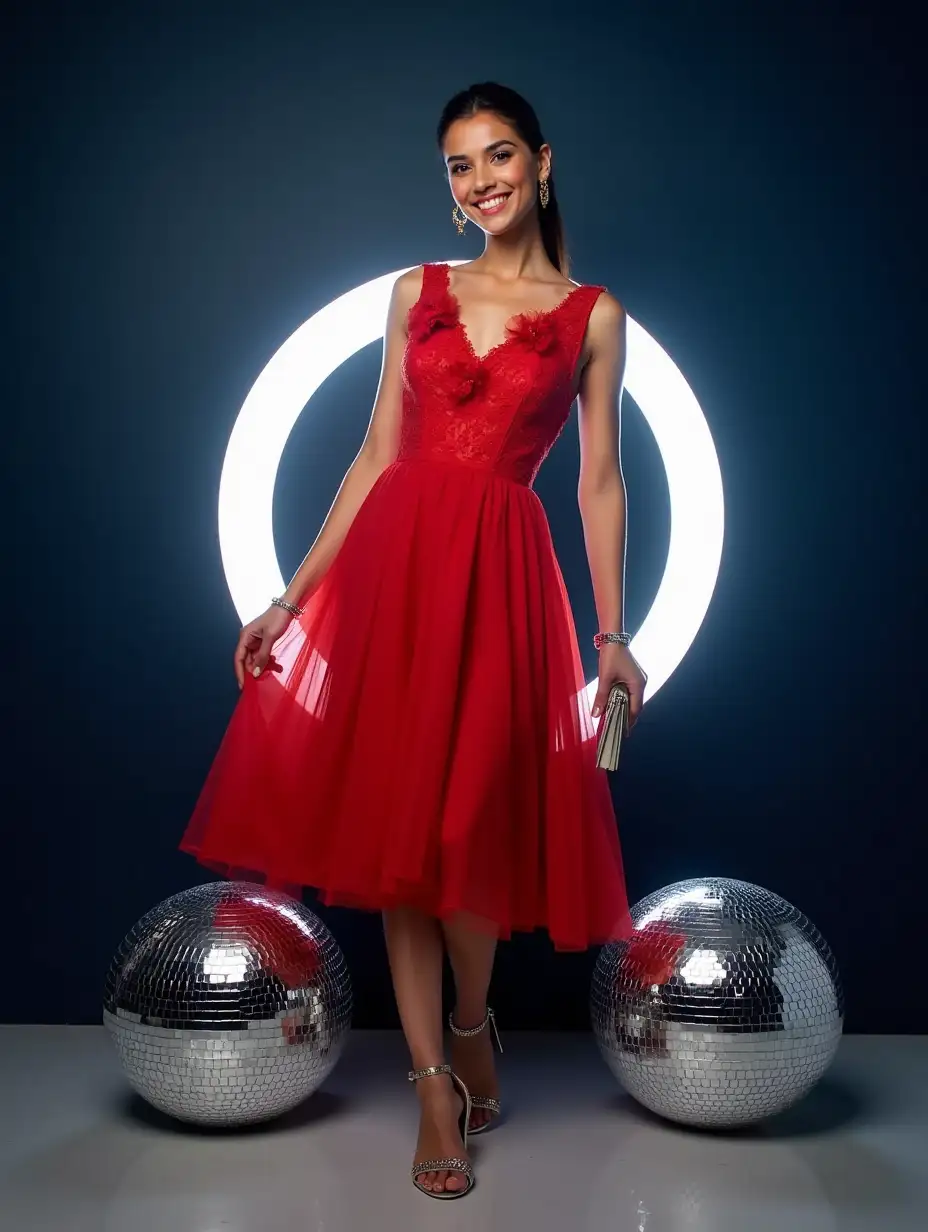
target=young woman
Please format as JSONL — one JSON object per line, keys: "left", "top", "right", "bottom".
{"left": 180, "top": 80, "right": 647, "bottom": 1199}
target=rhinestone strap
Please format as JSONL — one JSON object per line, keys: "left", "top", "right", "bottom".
{"left": 469, "top": 1096, "right": 501, "bottom": 1113}
{"left": 408, "top": 1063, "right": 452, "bottom": 1082}
{"left": 448, "top": 1007, "right": 491, "bottom": 1036}
{"left": 411, "top": 1158, "right": 473, "bottom": 1179}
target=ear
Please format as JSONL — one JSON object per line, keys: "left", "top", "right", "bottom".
{"left": 537, "top": 143, "right": 553, "bottom": 180}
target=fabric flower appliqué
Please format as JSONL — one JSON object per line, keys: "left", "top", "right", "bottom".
{"left": 505, "top": 310, "right": 559, "bottom": 355}
{"left": 407, "top": 291, "right": 457, "bottom": 344}
{"left": 445, "top": 356, "right": 486, "bottom": 404}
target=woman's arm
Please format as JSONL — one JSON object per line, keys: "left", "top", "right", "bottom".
{"left": 280, "top": 265, "right": 425, "bottom": 608}
{"left": 577, "top": 293, "right": 647, "bottom": 726}
{"left": 577, "top": 292, "right": 628, "bottom": 634}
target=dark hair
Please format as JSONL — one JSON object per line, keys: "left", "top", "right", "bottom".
{"left": 436, "top": 81, "right": 569, "bottom": 278}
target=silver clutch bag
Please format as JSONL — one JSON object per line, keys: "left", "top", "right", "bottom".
{"left": 595, "top": 682, "right": 630, "bottom": 771}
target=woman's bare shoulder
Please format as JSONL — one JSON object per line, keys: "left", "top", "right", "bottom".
{"left": 393, "top": 264, "right": 428, "bottom": 307}
{"left": 588, "top": 287, "right": 626, "bottom": 322}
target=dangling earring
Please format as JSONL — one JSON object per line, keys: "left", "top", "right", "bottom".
{"left": 539, "top": 178, "right": 550, "bottom": 209}
{"left": 452, "top": 203, "right": 467, "bottom": 234}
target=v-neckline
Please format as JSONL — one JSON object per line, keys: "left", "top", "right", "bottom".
{"left": 440, "top": 263, "right": 588, "bottom": 364}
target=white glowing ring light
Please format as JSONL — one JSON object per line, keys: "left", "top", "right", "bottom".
{"left": 218, "top": 261, "right": 724, "bottom": 703}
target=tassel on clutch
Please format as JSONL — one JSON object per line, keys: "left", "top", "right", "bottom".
{"left": 595, "top": 682, "right": 630, "bottom": 771}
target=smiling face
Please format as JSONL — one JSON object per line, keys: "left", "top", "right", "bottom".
{"left": 443, "top": 110, "right": 550, "bottom": 234}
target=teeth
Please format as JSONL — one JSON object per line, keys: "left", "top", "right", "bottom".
{"left": 476, "top": 195, "right": 509, "bottom": 210}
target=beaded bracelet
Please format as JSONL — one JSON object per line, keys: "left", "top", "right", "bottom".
{"left": 593, "top": 631, "right": 631, "bottom": 650}
{"left": 271, "top": 596, "right": 304, "bottom": 618}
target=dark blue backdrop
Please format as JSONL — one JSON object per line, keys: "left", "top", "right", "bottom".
{"left": 7, "top": 0, "right": 922, "bottom": 1030}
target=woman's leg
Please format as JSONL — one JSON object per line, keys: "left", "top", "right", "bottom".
{"left": 442, "top": 913, "right": 500, "bottom": 1130}
{"left": 382, "top": 905, "right": 469, "bottom": 1194}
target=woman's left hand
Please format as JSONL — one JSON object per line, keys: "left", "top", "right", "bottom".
{"left": 591, "top": 643, "right": 648, "bottom": 731}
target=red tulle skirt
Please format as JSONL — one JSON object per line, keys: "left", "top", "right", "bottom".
{"left": 180, "top": 456, "right": 632, "bottom": 951}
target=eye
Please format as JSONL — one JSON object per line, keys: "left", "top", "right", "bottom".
{"left": 450, "top": 149, "right": 513, "bottom": 175}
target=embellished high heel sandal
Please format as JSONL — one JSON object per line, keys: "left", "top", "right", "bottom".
{"left": 448, "top": 1005, "right": 503, "bottom": 1134}
{"left": 407, "top": 1064, "right": 474, "bottom": 1199}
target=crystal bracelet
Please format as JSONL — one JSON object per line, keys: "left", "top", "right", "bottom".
{"left": 593, "top": 631, "right": 631, "bottom": 649}
{"left": 271, "top": 596, "right": 304, "bottom": 618}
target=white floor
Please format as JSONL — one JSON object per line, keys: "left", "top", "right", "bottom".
{"left": 1, "top": 1026, "right": 926, "bottom": 1230}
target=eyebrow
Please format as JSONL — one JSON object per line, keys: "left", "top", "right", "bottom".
{"left": 444, "top": 138, "right": 516, "bottom": 164}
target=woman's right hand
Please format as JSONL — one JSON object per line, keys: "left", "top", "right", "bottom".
{"left": 234, "top": 604, "right": 295, "bottom": 688}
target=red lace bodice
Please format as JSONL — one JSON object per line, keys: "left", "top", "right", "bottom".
{"left": 399, "top": 262, "right": 607, "bottom": 488}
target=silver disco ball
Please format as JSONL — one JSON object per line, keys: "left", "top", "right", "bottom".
{"left": 591, "top": 877, "right": 843, "bottom": 1128}
{"left": 103, "top": 881, "right": 352, "bottom": 1126}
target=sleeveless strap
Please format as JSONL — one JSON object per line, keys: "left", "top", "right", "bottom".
{"left": 560, "top": 284, "right": 608, "bottom": 382}
{"left": 422, "top": 261, "right": 447, "bottom": 298}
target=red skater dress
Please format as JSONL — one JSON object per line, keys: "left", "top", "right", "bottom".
{"left": 180, "top": 261, "right": 633, "bottom": 951}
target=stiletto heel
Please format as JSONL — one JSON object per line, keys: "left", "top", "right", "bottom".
{"left": 448, "top": 1005, "right": 503, "bottom": 1134}
{"left": 407, "top": 1064, "right": 474, "bottom": 1199}
{"left": 488, "top": 1006, "right": 504, "bottom": 1054}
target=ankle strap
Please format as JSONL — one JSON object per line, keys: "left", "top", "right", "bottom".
{"left": 448, "top": 1006, "right": 493, "bottom": 1036}
{"left": 408, "top": 1062, "right": 451, "bottom": 1083}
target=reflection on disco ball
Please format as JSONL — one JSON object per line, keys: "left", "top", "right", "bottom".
{"left": 103, "top": 881, "right": 352, "bottom": 1126}
{"left": 591, "top": 877, "right": 843, "bottom": 1128}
